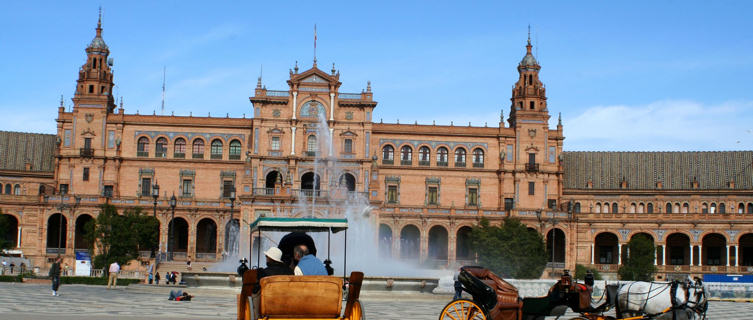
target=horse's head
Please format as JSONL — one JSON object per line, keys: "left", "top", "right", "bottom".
{"left": 687, "top": 277, "right": 708, "bottom": 318}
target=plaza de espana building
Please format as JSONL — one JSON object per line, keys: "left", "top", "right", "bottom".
{"left": 2, "top": 17, "right": 752, "bottom": 279}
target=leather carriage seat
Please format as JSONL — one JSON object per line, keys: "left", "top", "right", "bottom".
{"left": 260, "top": 275, "right": 343, "bottom": 318}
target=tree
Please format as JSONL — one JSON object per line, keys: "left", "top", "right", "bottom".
{"left": 85, "top": 204, "right": 159, "bottom": 270}
{"left": 469, "top": 217, "right": 547, "bottom": 278}
{"left": 618, "top": 234, "right": 657, "bottom": 281}
{"left": 575, "top": 264, "right": 603, "bottom": 280}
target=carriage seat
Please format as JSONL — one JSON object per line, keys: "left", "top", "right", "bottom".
{"left": 463, "top": 267, "right": 522, "bottom": 320}
{"left": 260, "top": 275, "right": 343, "bottom": 318}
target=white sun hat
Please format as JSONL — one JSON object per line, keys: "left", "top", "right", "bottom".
{"left": 264, "top": 247, "right": 283, "bottom": 263}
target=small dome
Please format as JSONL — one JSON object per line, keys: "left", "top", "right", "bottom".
{"left": 88, "top": 36, "right": 108, "bottom": 50}
{"left": 520, "top": 53, "right": 538, "bottom": 67}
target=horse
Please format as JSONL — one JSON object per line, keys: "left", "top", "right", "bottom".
{"left": 616, "top": 277, "right": 707, "bottom": 320}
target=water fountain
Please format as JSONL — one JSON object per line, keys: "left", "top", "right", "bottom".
{"left": 184, "top": 112, "right": 451, "bottom": 292}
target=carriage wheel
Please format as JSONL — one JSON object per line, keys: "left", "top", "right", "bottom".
{"left": 439, "top": 299, "right": 487, "bottom": 320}
{"left": 347, "top": 300, "right": 364, "bottom": 320}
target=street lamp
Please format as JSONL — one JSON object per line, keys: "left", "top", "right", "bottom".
{"left": 56, "top": 195, "right": 81, "bottom": 257}
{"left": 229, "top": 186, "right": 236, "bottom": 220}
{"left": 168, "top": 194, "right": 177, "bottom": 261}
{"left": 152, "top": 183, "right": 160, "bottom": 217}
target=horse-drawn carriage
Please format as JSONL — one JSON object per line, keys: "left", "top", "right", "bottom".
{"left": 440, "top": 266, "right": 708, "bottom": 320}
{"left": 237, "top": 217, "right": 364, "bottom": 320}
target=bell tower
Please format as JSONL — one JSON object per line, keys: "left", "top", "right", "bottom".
{"left": 72, "top": 9, "right": 116, "bottom": 113}
{"left": 508, "top": 30, "right": 548, "bottom": 127}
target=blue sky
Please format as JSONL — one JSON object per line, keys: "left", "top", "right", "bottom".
{"left": 1, "top": 1, "right": 752, "bottom": 151}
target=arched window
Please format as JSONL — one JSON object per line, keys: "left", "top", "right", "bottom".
{"left": 574, "top": 202, "right": 581, "bottom": 213}
{"left": 529, "top": 101, "right": 535, "bottom": 110}
{"left": 307, "top": 135, "right": 317, "bottom": 155}
{"left": 472, "top": 148, "right": 484, "bottom": 168}
{"left": 719, "top": 203, "right": 726, "bottom": 214}
{"left": 528, "top": 74, "right": 533, "bottom": 84}
{"left": 137, "top": 137, "right": 149, "bottom": 157}
{"left": 454, "top": 148, "right": 466, "bottom": 167}
{"left": 702, "top": 203, "right": 709, "bottom": 213}
{"left": 603, "top": 203, "right": 609, "bottom": 213}
{"left": 418, "top": 146, "right": 430, "bottom": 165}
{"left": 629, "top": 203, "right": 636, "bottom": 213}
{"left": 673, "top": 203, "right": 680, "bottom": 214}
{"left": 739, "top": 203, "right": 745, "bottom": 214}
{"left": 192, "top": 139, "right": 205, "bottom": 159}
{"left": 210, "top": 139, "right": 223, "bottom": 159}
{"left": 3, "top": 184, "right": 10, "bottom": 194}
{"left": 229, "top": 140, "right": 241, "bottom": 160}
{"left": 666, "top": 203, "right": 672, "bottom": 214}
{"left": 647, "top": 203, "right": 654, "bottom": 213}
{"left": 13, "top": 184, "right": 21, "bottom": 195}
{"left": 400, "top": 146, "right": 412, "bottom": 165}
{"left": 382, "top": 145, "right": 394, "bottom": 164}
{"left": 748, "top": 203, "right": 753, "bottom": 214}
{"left": 174, "top": 138, "right": 186, "bottom": 158}
{"left": 710, "top": 203, "right": 717, "bottom": 213}
{"left": 595, "top": 203, "right": 601, "bottom": 213}
{"left": 682, "top": 203, "right": 689, "bottom": 214}
{"left": 437, "top": 147, "right": 448, "bottom": 166}
{"left": 638, "top": 203, "right": 645, "bottom": 214}
{"left": 155, "top": 137, "right": 167, "bottom": 158}
{"left": 612, "top": 203, "right": 618, "bottom": 214}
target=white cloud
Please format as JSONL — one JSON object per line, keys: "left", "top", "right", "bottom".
{"left": 561, "top": 99, "right": 753, "bottom": 151}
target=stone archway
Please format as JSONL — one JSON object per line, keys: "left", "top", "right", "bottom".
{"left": 301, "top": 172, "right": 321, "bottom": 196}
{"left": 1, "top": 214, "right": 18, "bottom": 248}
{"left": 400, "top": 225, "right": 420, "bottom": 260}
{"left": 546, "top": 228, "right": 566, "bottom": 264}
{"left": 47, "top": 213, "right": 67, "bottom": 253}
{"left": 666, "top": 233, "right": 690, "bottom": 265}
{"left": 428, "top": 225, "right": 448, "bottom": 261}
{"left": 168, "top": 217, "right": 189, "bottom": 256}
{"left": 224, "top": 219, "right": 240, "bottom": 257}
{"left": 595, "top": 232, "right": 618, "bottom": 264}
{"left": 265, "top": 170, "right": 280, "bottom": 192}
{"left": 339, "top": 173, "right": 356, "bottom": 192}
{"left": 740, "top": 233, "right": 753, "bottom": 266}
{"left": 702, "top": 233, "right": 727, "bottom": 266}
{"left": 456, "top": 226, "right": 473, "bottom": 262}
{"left": 74, "top": 214, "right": 94, "bottom": 250}
{"left": 378, "top": 224, "right": 392, "bottom": 258}
{"left": 196, "top": 218, "right": 218, "bottom": 257}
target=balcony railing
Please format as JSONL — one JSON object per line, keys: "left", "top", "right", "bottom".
{"left": 46, "top": 248, "right": 66, "bottom": 254}
{"left": 252, "top": 188, "right": 276, "bottom": 196}
{"left": 210, "top": 153, "right": 223, "bottom": 160}
{"left": 266, "top": 90, "right": 290, "bottom": 97}
{"left": 174, "top": 152, "right": 185, "bottom": 159}
{"left": 382, "top": 159, "right": 394, "bottom": 165}
{"left": 455, "top": 162, "right": 466, "bottom": 167}
{"left": 192, "top": 153, "right": 204, "bottom": 159}
{"left": 473, "top": 162, "right": 484, "bottom": 168}
{"left": 436, "top": 161, "right": 448, "bottom": 167}
{"left": 229, "top": 154, "right": 241, "bottom": 160}
{"left": 546, "top": 262, "right": 566, "bottom": 269}
{"left": 155, "top": 152, "right": 166, "bottom": 158}
{"left": 305, "top": 151, "right": 317, "bottom": 157}
{"left": 298, "top": 189, "right": 327, "bottom": 198}
{"left": 401, "top": 160, "right": 412, "bottom": 166}
{"left": 419, "top": 160, "right": 430, "bottom": 166}
{"left": 525, "top": 163, "right": 540, "bottom": 172}
{"left": 80, "top": 148, "right": 94, "bottom": 157}
{"left": 137, "top": 151, "right": 148, "bottom": 157}
{"left": 338, "top": 93, "right": 362, "bottom": 99}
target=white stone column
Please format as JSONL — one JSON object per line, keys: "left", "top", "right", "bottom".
{"left": 329, "top": 92, "right": 334, "bottom": 121}
{"left": 618, "top": 244, "right": 622, "bottom": 265}
{"left": 698, "top": 245, "right": 703, "bottom": 266}
{"left": 689, "top": 245, "right": 694, "bottom": 266}
{"left": 654, "top": 245, "right": 660, "bottom": 265}
{"left": 292, "top": 91, "right": 298, "bottom": 120}
{"left": 16, "top": 226, "right": 21, "bottom": 248}
{"left": 328, "top": 128, "right": 334, "bottom": 157}
{"left": 727, "top": 245, "right": 730, "bottom": 266}
{"left": 590, "top": 244, "right": 594, "bottom": 264}
{"left": 736, "top": 245, "right": 740, "bottom": 267}
{"left": 290, "top": 127, "right": 296, "bottom": 155}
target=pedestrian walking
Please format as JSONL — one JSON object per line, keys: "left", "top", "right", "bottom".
{"left": 186, "top": 258, "right": 192, "bottom": 271}
{"left": 155, "top": 271, "right": 161, "bottom": 285}
{"left": 49, "top": 257, "right": 62, "bottom": 296}
{"left": 9, "top": 262, "right": 15, "bottom": 274}
{"left": 147, "top": 263, "right": 154, "bottom": 284}
{"left": 107, "top": 261, "right": 120, "bottom": 289}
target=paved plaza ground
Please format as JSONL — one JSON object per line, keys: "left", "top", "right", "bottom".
{"left": 0, "top": 282, "right": 749, "bottom": 319}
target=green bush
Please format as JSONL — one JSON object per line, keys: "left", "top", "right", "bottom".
{"left": 0, "top": 275, "right": 23, "bottom": 282}
{"left": 60, "top": 276, "right": 141, "bottom": 286}
{"left": 575, "top": 264, "right": 603, "bottom": 280}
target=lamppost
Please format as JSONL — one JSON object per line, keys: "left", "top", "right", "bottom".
{"left": 229, "top": 186, "right": 236, "bottom": 220}
{"left": 169, "top": 194, "right": 177, "bottom": 261}
{"left": 152, "top": 183, "right": 160, "bottom": 217}
{"left": 536, "top": 209, "right": 558, "bottom": 275}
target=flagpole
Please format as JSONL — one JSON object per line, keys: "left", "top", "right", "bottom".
{"left": 314, "top": 24, "right": 317, "bottom": 66}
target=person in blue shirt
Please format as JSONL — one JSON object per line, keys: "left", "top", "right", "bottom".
{"left": 292, "top": 245, "right": 327, "bottom": 276}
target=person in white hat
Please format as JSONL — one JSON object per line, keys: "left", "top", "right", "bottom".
{"left": 257, "top": 247, "right": 293, "bottom": 280}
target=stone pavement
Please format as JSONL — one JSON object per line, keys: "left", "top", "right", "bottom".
{"left": 0, "top": 282, "right": 750, "bottom": 319}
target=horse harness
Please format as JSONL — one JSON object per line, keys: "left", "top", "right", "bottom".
{"left": 622, "top": 279, "right": 706, "bottom": 320}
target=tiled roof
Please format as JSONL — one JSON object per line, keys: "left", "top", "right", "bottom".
{"left": 562, "top": 151, "right": 753, "bottom": 190}
{"left": 0, "top": 131, "right": 56, "bottom": 172}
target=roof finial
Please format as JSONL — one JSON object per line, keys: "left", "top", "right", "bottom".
{"left": 60, "top": 95, "right": 64, "bottom": 107}
{"left": 331, "top": 62, "right": 336, "bottom": 74}
{"left": 96, "top": 6, "right": 103, "bottom": 36}
{"left": 527, "top": 24, "right": 531, "bottom": 45}
{"left": 313, "top": 24, "right": 318, "bottom": 66}
{"left": 558, "top": 112, "right": 562, "bottom": 126}
{"left": 366, "top": 80, "right": 371, "bottom": 92}
{"left": 119, "top": 97, "right": 123, "bottom": 109}
{"left": 294, "top": 60, "right": 299, "bottom": 73}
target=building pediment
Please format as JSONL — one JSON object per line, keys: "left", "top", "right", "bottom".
{"left": 288, "top": 65, "right": 341, "bottom": 87}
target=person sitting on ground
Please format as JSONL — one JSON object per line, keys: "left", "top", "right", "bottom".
{"left": 168, "top": 290, "right": 194, "bottom": 301}
{"left": 293, "top": 245, "right": 327, "bottom": 276}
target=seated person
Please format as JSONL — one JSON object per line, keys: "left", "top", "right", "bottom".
{"left": 168, "top": 290, "right": 194, "bottom": 301}
{"left": 292, "top": 245, "right": 327, "bottom": 276}
{"left": 258, "top": 247, "right": 293, "bottom": 278}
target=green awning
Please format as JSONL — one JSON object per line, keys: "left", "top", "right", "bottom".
{"left": 248, "top": 217, "right": 348, "bottom": 233}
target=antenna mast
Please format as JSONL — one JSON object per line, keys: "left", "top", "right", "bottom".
{"left": 161, "top": 66, "right": 166, "bottom": 115}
